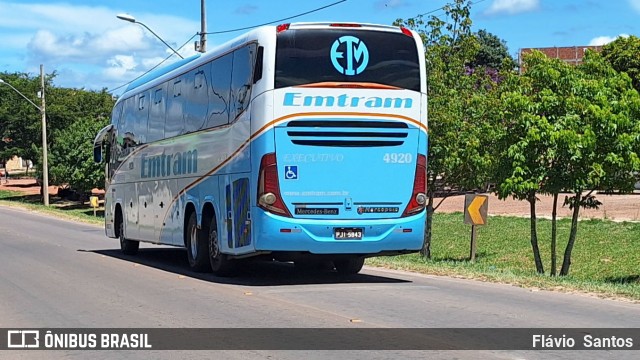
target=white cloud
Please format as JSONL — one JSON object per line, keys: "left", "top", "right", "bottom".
{"left": 141, "top": 56, "right": 169, "bottom": 70}
{"left": 631, "top": 0, "right": 640, "bottom": 13}
{"left": 106, "top": 55, "right": 138, "bottom": 74}
{"left": 95, "top": 27, "right": 149, "bottom": 53}
{"left": 0, "top": 1, "right": 200, "bottom": 90}
{"left": 484, "top": 0, "right": 539, "bottom": 15}
{"left": 589, "top": 34, "right": 629, "bottom": 46}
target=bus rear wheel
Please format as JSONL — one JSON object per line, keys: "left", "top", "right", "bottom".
{"left": 333, "top": 257, "right": 365, "bottom": 275}
{"left": 207, "top": 217, "right": 235, "bottom": 276}
{"left": 118, "top": 213, "right": 139, "bottom": 255}
{"left": 186, "top": 212, "right": 211, "bottom": 272}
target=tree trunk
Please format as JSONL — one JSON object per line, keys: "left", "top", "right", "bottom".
{"left": 528, "top": 192, "right": 544, "bottom": 274}
{"left": 560, "top": 192, "right": 582, "bottom": 276}
{"left": 550, "top": 193, "right": 558, "bottom": 276}
{"left": 421, "top": 195, "right": 434, "bottom": 259}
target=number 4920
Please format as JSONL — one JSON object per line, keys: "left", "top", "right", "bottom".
{"left": 383, "top": 153, "right": 413, "bottom": 164}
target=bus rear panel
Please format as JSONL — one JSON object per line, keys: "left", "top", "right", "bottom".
{"left": 253, "top": 23, "right": 427, "bottom": 256}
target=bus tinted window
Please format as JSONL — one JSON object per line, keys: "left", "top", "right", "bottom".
{"left": 230, "top": 44, "right": 256, "bottom": 121}
{"left": 184, "top": 65, "right": 209, "bottom": 133}
{"left": 206, "top": 53, "right": 232, "bottom": 128}
{"left": 276, "top": 29, "right": 420, "bottom": 91}
{"left": 134, "top": 92, "right": 148, "bottom": 145}
{"left": 148, "top": 85, "right": 166, "bottom": 142}
{"left": 166, "top": 78, "right": 185, "bottom": 138}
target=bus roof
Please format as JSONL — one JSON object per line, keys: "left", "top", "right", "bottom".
{"left": 285, "top": 22, "right": 404, "bottom": 33}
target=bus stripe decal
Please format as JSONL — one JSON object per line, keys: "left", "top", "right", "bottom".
{"left": 159, "top": 111, "right": 427, "bottom": 235}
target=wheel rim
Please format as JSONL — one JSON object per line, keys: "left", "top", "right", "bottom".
{"left": 190, "top": 223, "right": 198, "bottom": 258}
{"left": 119, "top": 221, "right": 125, "bottom": 245}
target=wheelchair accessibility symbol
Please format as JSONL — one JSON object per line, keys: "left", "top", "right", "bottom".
{"left": 284, "top": 166, "right": 298, "bottom": 180}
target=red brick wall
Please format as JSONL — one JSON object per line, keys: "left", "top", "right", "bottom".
{"left": 519, "top": 46, "right": 603, "bottom": 68}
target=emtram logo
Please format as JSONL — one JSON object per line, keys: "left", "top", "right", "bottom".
{"left": 330, "top": 36, "right": 369, "bottom": 76}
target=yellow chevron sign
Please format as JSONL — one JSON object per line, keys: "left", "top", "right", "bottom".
{"left": 464, "top": 194, "right": 488, "bottom": 225}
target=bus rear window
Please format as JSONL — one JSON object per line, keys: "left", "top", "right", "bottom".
{"left": 275, "top": 29, "right": 420, "bottom": 91}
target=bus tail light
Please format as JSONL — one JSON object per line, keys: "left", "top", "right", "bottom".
{"left": 402, "top": 154, "right": 427, "bottom": 217}
{"left": 258, "top": 153, "right": 292, "bottom": 217}
{"left": 329, "top": 23, "right": 362, "bottom": 28}
{"left": 276, "top": 23, "right": 290, "bottom": 33}
{"left": 400, "top": 27, "right": 413, "bottom": 37}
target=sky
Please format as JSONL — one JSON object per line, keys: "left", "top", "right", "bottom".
{"left": 0, "top": 0, "right": 637, "bottom": 95}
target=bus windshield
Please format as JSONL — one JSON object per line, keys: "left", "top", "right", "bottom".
{"left": 275, "top": 28, "right": 420, "bottom": 91}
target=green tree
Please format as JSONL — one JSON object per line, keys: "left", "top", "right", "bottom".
{"left": 0, "top": 72, "right": 49, "bottom": 168}
{"left": 395, "top": 0, "right": 505, "bottom": 258}
{"left": 494, "top": 61, "right": 554, "bottom": 274}
{"left": 46, "top": 87, "right": 114, "bottom": 195}
{"left": 496, "top": 50, "right": 640, "bottom": 276}
{"left": 1, "top": 71, "right": 114, "bottom": 195}
{"left": 556, "top": 51, "right": 640, "bottom": 275}
{"left": 49, "top": 115, "right": 110, "bottom": 196}
{"left": 471, "top": 29, "right": 515, "bottom": 70}
{"left": 601, "top": 35, "right": 640, "bottom": 92}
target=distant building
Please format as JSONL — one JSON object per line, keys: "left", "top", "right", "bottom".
{"left": 519, "top": 46, "right": 603, "bottom": 72}
{"left": 3, "top": 156, "right": 31, "bottom": 172}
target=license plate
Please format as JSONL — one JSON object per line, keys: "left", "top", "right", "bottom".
{"left": 334, "top": 228, "right": 363, "bottom": 240}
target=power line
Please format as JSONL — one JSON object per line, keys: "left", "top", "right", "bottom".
{"left": 418, "top": 0, "right": 488, "bottom": 17}
{"left": 203, "top": 0, "right": 347, "bottom": 35}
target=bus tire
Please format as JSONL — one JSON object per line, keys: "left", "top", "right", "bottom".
{"left": 118, "top": 213, "right": 139, "bottom": 255}
{"left": 186, "top": 212, "right": 210, "bottom": 272}
{"left": 333, "top": 256, "right": 365, "bottom": 275}
{"left": 207, "top": 216, "right": 235, "bottom": 276}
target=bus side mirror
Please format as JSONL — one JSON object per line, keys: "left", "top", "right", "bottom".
{"left": 94, "top": 146, "right": 102, "bottom": 163}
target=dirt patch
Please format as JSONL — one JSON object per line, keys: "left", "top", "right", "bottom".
{"left": 434, "top": 192, "right": 640, "bottom": 222}
{"left": 0, "top": 178, "right": 58, "bottom": 196}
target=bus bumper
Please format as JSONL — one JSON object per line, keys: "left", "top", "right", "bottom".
{"left": 253, "top": 210, "right": 425, "bottom": 254}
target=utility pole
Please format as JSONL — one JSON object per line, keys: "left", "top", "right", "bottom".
{"left": 199, "top": 0, "right": 207, "bottom": 52}
{"left": 40, "top": 64, "right": 49, "bottom": 206}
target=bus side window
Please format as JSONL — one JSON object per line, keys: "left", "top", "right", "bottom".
{"left": 118, "top": 97, "right": 137, "bottom": 158}
{"left": 230, "top": 44, "right": 256, "bottom": 121}
{"left": 135, "top": 92, "right": 148, "bottom": 145}
{"left": 184, "top": 65, "right": 209, "bottom": 133}
{"left": 166, "top": 78, "right": 185, "bottom": 138}
{"left": 253, "top": 46, "right": 264, "bottom": 84}
{"left": 149, "top": 85, "right": 166, "bottom": 142}
{"left": 206, "top": 53, "right": 232, "bottom": 129}
{"left": 105, "top": 137, "right": 115, "bottom": 180}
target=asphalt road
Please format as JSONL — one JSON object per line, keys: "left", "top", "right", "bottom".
{"left": 0, "top": 205, "right": 638, "bottom": 360}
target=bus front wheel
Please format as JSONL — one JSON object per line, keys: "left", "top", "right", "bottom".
{"left": 207, "top": 217, "right": 235, "bottom": 276}
{"left": 333, "top": 257, "right": 365, "bottom": 275}
{"left": 186, "top": 212, "right": 211, "bottom": 272}
{"left": 118, "top": 213, "right": 139, "bottom": 255}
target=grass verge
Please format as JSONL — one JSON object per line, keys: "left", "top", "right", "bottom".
{"left": 368, "top": 212, "right": 640, "bottom": 302}
{"left": 0, "top": 189, "right": 103, "bottom": 225}
{"left": 2, "top": 189, "right": 638, "bottom": 301}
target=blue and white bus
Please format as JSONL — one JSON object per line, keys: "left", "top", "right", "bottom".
{"left": 94, "top": 22, "right": 428, "bottom": 275}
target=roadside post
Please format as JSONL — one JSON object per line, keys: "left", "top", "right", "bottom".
{"left": 90, "top": 196, "right": 99, "bottom": 216}
{"left": 464, "top": 194, "right": 489, "bottom": 263}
